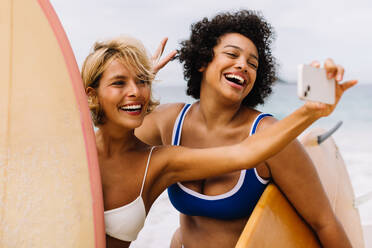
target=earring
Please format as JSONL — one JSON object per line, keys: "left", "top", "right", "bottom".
{"left": 88, "top": 96, "right": 98, "bottom": 108}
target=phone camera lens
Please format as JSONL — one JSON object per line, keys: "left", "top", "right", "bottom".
{"left": 307, "top": 85, "right": 311, "bottom": 91}
{"left": 304, "top": 91, "right": 308, "bottom": 97}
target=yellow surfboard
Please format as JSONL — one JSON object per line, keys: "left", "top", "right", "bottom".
{"left": 236, "top": 127, "right": 364, "bottom": 248}
{"left": 0, "top": 0, "right": 105, "bottom": 247}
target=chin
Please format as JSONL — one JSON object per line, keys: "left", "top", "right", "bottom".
{"left": 221, "top": 92, "right": 246, "bottom": 104}
{"left": 125, "top": 120, "right": 144, "bottom": 129}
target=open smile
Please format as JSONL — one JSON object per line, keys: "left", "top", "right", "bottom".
{"left": 119, "top": 103, "right": 143, "bottom": 115}
{"left": 224, "top": 72, "right": 247, "bottom": 89}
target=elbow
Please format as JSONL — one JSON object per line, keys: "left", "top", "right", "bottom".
{"left": 163, "top": 158, "right": 187, "bottom": 186}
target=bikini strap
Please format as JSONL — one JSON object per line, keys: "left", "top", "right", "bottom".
{"left": 171, "top": 103, "right": 192, "bottom": 146}
{"left": 139, "top": 146, "right": 155, "bottom": 196}
{"left": 249, "top": 113, "right": 273, "bottom": 185}
{"left": 249, "top": 113, "right": 273, "bottom": 135}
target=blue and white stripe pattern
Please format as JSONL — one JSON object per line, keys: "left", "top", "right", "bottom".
{"left": 167, "top": 103, "right": 273, "bottom": 220}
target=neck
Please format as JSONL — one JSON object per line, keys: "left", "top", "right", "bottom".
{"left": 198, "top": 82, "right": 244, "bottom": 129}
{"left": 96, "top": 123, "right": 143, "bottom": 158}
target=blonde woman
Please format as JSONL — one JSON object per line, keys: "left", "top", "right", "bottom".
{"left": 82, "top": 35, "right": 355, "bottom": 248}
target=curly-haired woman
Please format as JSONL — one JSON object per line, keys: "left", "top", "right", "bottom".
{"left": 83, "top": 34, "right": 354, "bottom": 248}
{"left": 136, "top": 10, "right": 353, "bottom": 248}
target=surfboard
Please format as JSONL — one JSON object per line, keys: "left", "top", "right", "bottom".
{"left": 301, "top": 128, "right": 364, "bottom": 247}
{"left": 235, "top": 127, "right": 364, "bottom": 248}
{"left": 0, "top": 0, "right": 105, "bottom": 247}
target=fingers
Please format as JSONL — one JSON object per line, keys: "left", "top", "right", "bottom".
{"left": 155, "top": 50, "right": 177, "bottom": 71}
{"left": 324, "top": 58, "right": 337, "bottom": 79}
{"left": 151, "top": 38, "right": 177, "bottom": 74}
{"left": 311, "top": 59, "right": 344, "bottom": 82}
{"left": 340, "top": 80, "right": 358, "bottom": 92}
{"left": 152, "top": 37, "right": 168, "bottom": 61}
{"left": 334, "top": 80, "right": 358, "bottom": 105}
{"left": 324, "top": 58, "right": 344, "bottom": 81}
{"left": 313, "top": 58, "right": 356, "bottom": 91}
{"left": 324, "top": 58, "right": 336, "bottom": 78}
{"left": 305, "top": 59, "right": 357, "bottom": 118}
{"left": 310, "top": 60, "right": 321, "bottom": 68}
{"left": 335, "top": 65, "right": 344, "bottom": 82}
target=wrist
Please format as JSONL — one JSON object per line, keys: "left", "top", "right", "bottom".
{"left": 299, "top": 104, "right": 321, "bottom": 122}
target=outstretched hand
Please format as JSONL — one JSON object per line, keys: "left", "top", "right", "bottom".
{"left": 151, "top": 37, "right": 177, "bottom": 75}
{"left": 304, "top": 59, "right": 357, "bottom": 118}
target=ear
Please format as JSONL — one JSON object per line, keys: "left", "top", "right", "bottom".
{"left": 198, "top": 66, "right": 206, "bottom": 72}
{"left": 86, "top": 87, "right": 97, "bottom": 98}
{"left": 86, "top": 87, "right": 98, "bottom": 107}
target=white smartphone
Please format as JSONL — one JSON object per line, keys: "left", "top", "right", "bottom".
{"left": 297, "top": 64, "right": 335, "bottom": 104}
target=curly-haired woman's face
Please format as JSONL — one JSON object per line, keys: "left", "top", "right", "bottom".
{"left": 200, "top": 33, "right": 258, "bottom": 104}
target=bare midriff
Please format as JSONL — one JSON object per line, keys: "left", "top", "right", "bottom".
{"left": 180, "top": 213, "right": 248, "bottom": 248}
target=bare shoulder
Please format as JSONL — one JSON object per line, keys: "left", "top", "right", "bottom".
{"left": 136, "top": 103, "right": 188, "bottom": 145}
{"left": 240, "top": 107, "right": 278, "bottom": 130}
{"left": 255, "top": 114, "right": 278, "bottom": 130}
{"left": 152, "top": 103, "right": 187, "bottom": 141}
{"left": 151, "top": 102, "right": 186, "bottom": 119}
{"left": 255, "top": 114, "right": 310, "bottom": 163}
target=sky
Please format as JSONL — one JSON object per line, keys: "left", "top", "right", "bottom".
{"left": 50, "top": 0, "right": 372, "bottom": 85}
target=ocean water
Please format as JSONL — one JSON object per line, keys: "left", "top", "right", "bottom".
{"left": 132, "top": 83, "right": 372, "bottom": 247}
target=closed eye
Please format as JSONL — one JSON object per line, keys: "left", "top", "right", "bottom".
{"left": 225, "top": 52, "right": 238, "bottom": 58}
{"left": 248, "top": 61, "right": 258, "bottom": 70}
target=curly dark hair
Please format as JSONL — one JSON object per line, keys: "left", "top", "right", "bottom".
{"left": 177, "top": 10, "right": 277, "bottom": 107}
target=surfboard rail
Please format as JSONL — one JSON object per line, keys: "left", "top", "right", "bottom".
{"left": 36, "top": 0, "right": 105, "bottom": 246}
{"left": 0, "top": 0, "right": 105, "bottom": 247}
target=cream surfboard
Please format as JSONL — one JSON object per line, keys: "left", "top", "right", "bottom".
{"left": 0, "top": 0, "right": 105, "bottom": 247}
{"left": 235, "top": 127, "right": 364, "bottom": 248}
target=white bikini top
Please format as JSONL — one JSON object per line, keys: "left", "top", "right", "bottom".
{"left": 104, "top": 146, "right": 155, "bottom": 242}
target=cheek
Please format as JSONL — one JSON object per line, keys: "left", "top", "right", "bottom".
{"left": 204, "top": 63, "right": 219, "bottom": 82}
{"left": 97, "top": 90, "right": 118, "bottom": 112}
{"left": 97, "top": 94, "right": 110, "bottom": 114}
{"left": 98, "top": 91, "right": 112, "bottom": 105}
{"left": 245, "top": 70, "right": 257, "bottom": 93}
{"left": 249, "top": 69, "right": 257, "bottom": 84}
{"left": 142, "top": 85, "right": 151, "bottom": 103}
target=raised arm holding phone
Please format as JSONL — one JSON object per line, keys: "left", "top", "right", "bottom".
{"left": 137, "top": 10, "right": 356, "bottom": 248}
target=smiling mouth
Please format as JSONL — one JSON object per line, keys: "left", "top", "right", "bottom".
{"left": 224, "top": 73, "right": 246, "bottom": 86}
{"left": 119, "top": 104, "right": 143, "bottom": 113}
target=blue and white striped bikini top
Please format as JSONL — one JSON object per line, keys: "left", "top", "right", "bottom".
{"left": 167, "top": 103, "right": 272, "bottom": 220}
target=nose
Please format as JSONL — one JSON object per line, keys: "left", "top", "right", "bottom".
{"left": 127, "top": 81, "right": 140, "bottom": 97}
{"left": 235, "top": 58, "right": 248, "bottom": 73}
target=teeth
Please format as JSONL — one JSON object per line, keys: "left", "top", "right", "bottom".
{"left": 225, "top": 74, "right": 244, "bottom": 84}
{"left": 120, "top": 104, "right": 142, "bottom": 111}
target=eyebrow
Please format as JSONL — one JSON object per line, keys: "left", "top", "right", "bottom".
{"left": 223, "top": 45, "right": 259, "bottom": 61}
{"left": 110, "top": 75, "right": 128, "bottom": 81}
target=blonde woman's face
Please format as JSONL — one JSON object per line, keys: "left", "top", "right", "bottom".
{"left": 97, "top": 58, "right": 151, "bottom": 129}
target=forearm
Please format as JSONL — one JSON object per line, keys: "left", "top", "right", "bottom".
{"left": 263, "top": 141, "right": 352, "bottom": 248}
{"left": 315, "top": 219, "right": 352, "bottom": 248}
{"left": 167, "top": 105, "right": 320, "bottom": 183}
{"left": 241, "top": 105, "right": 319, "bottom": 166}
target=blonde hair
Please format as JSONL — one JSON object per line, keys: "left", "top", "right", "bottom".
{"left": 81, "top": 35, "right": 159, "bottom": 125}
